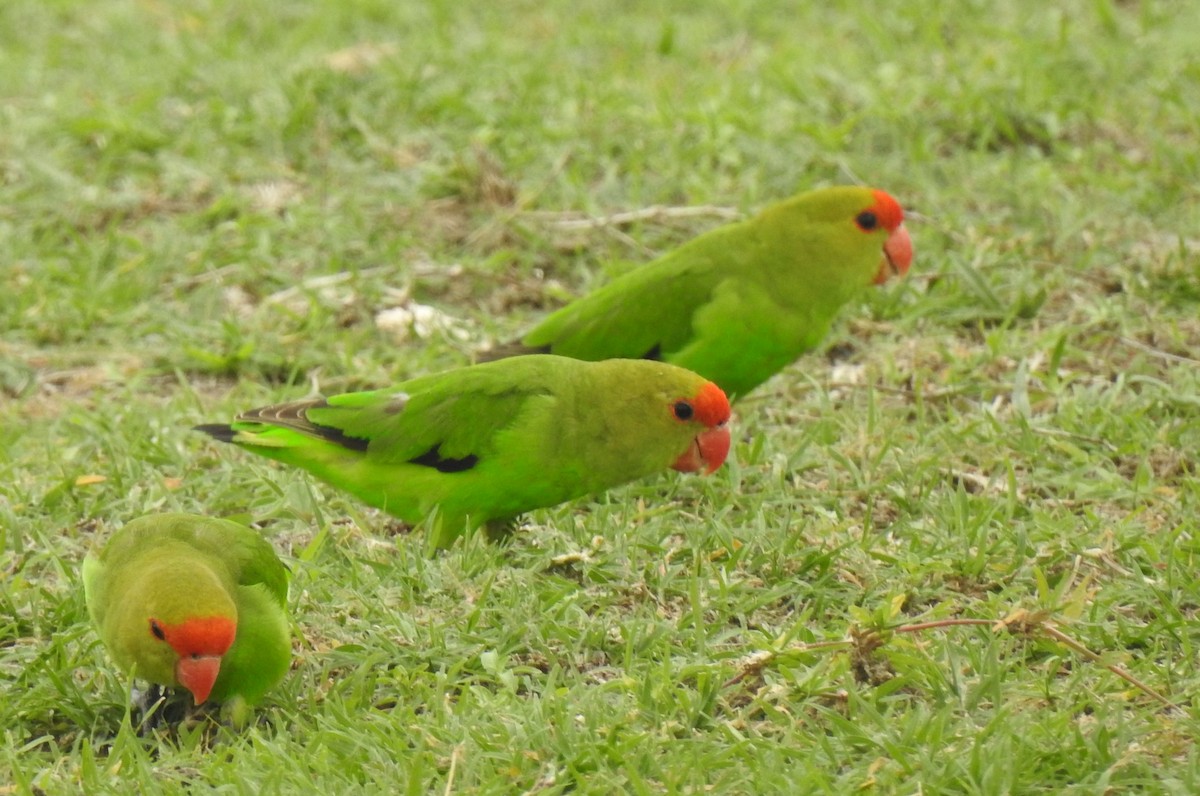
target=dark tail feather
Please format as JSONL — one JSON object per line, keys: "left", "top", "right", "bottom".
{"left": 476, "top": 341, "right": 551, "bottom": 363}
{"left": 194, "top": 424, "right": 237, "bottom": 444}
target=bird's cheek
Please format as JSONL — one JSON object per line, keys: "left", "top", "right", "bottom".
{"left": 671, "top": 440, "right": 703, "bottom": 473}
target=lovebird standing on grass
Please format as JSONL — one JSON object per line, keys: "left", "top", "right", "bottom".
{"left": 482, "top": 186, "right": 914, "bottom": 399}
{"left": 196, "top": 356, "right": 731, "bottom": 549}
{"left": 83, "top": 513, "right": 291, "bottom": 718}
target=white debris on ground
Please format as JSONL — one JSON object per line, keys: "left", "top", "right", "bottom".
{"left": 323, "top": 42, "right": 397, "bottom": 75}
{"left": 829, "top": 361, "right": 866, "bottom": 385}
{"left": 375, "top": 300, "right": 472, "bottom": 343}
{"left": 222, "top": 285, "right": 257, "bottom": 318}
{"left": 216, "top": 267, "right": 475, "bottom": 344}
{"left": 266, "top": 278, "right": 360, "bottom": 318}
{"left": 244, "top": 179, "right": 302, "bottom": 215}
{"left": 828, "top": 361, "right": 866, "bottom": 401}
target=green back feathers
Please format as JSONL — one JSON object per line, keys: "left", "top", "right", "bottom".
{"left": 308, "top": 359, "right": 558, "bottom": 465}
{"left": 85, "top": 513, "right": 288, "bottom": 612}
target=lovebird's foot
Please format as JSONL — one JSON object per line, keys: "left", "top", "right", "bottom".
{"left": 131, "top": 683, "right": 194, "bottom": 732}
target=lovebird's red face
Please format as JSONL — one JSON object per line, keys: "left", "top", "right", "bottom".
{"left": 149, "top": 615, "right": 237, "bottom": 704}
{"left": 669, "top": 381, "right": 732, "bottom": 474}
{"left": 857, "top": 189, "right": 913, "bottom": 285}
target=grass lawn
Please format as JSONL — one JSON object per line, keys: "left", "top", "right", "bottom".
{"left": 3, "top": 0, "right": 1199, "bottom": 792}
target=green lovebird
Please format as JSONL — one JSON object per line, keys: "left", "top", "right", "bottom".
{"left": 195, "top": 355, "right": 731, "bottom": 548}
{"left": 83, "top": 513, "right": 291, "bottom": 711}
{"left": 482, "top": 185, "right": 914, "bottom": 399}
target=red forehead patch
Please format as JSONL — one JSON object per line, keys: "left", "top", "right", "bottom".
{"left": 157, "top": 615, "right": 237, "bottom": 658}
{"left": 870, "top": 189, "right": 905, "bottom": 231}
{"left": 690, "top": 381, "right": 730, "bottom": 427}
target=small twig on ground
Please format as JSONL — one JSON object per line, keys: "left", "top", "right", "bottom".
{"left": 903, "top": 612, "right": 1177, "bottom": 710}
{"left": 941, "top": 468, "right": 1026, "bottom": 499}
{"left": 174, "top": 263, "right": 246, "bottom": 287}
{"left": 736, "top": 380, "right": 979, "bottom": 406}
{"left": 1118, "top": 336, "right": 1200, "bottom": 366}
{"left": 1027, "top": 425, "right": 1119, "bottom": 452}
{"left": 602, "top": 224, "right": 653, "bottom": 256}
{"left": 1037, "top": 622, "right": 1176, "bottom": 710}
{"left": 725, "top": 612, "right": 1178, "bottom": 710}
{"left": 443, "top": 743, "right": 464, "bottom": 796}
{"left": 892, "top": 618, "right": 995, "bottom": 633}
{"left": 525, "top": 204, "right": 741, "bottom": 231}
{"left": 264, "top": 266, "right": 393, "bottom": 305}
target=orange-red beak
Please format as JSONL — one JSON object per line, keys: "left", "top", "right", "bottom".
{"left": 176, "top": 655, "right": 222, "bottom": 705}
{"left": 671, "top": 425, "right": 731, "bottom": 475}
{"left": 874, "top": 223, "right": 913, "bottom": 285}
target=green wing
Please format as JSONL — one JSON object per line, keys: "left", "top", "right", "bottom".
{"left": 228, "top": 358, "right": 560, "bottom": 467}
{"left": 513, "top": 223, "right": 753, "bottom": 361}
{"left": 81, "top": 553, "right": 107, "bottom": 627}
{"left": 188, "top": 516, "right": 289, "bottom": 608}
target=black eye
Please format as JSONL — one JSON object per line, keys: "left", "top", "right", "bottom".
{"left": 149, "top": 620, "right": 166, "bottom": 641}
{"left": 673, "top": 401, "right": 694, "bottom": 421}
{"left": 855, "top": 211, "right": 878, "bottom": 231}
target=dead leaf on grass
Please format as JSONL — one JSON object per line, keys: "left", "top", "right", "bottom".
{"left": 324, "top": 42, "right": 397, "bottom": 74}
